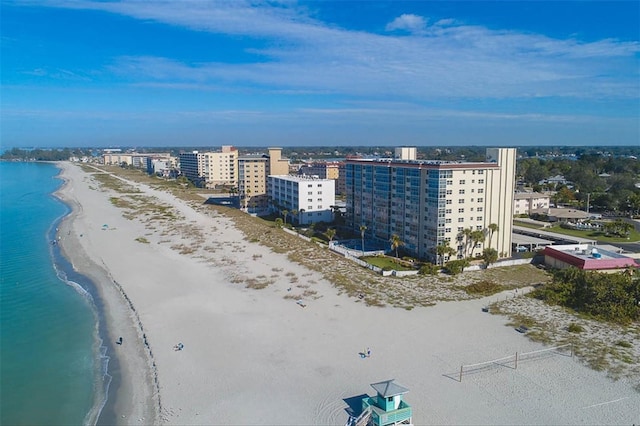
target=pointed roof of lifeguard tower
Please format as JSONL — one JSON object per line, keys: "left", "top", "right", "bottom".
{"left": 370, "top": 379, "right": 409, "bottom": 398}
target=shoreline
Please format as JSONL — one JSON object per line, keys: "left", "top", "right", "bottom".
{"left": 54, "top": 163, "right": 159, "bottom": 425}
{"left": 53, "top": 161, "right": 639, "bottom": 424}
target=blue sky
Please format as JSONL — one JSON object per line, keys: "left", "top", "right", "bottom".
{"left": 1, "top": 1, "right": 638, "bottom": 148}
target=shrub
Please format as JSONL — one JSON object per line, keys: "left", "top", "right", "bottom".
{"left": 465, "top": 280, "right": 505, "bottom": 296}
{"left": 567, "top": 323, "right": 584, "bottom": 333}
{"left": 443, "top": 259, "right": 469, "bottom": 275}
{"left": 419, "top": 263, "right": 440, "bottom": 275}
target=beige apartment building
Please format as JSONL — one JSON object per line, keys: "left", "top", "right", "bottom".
{"left": 514, "top": 192, "right": 551, "bottom": 215}
{"left": 178, "top": 146, "right": 238, "bottom": 188}
{"left": 238, "top": 148, "right": 290, "bottom": 213}
{"left": 346, "top": 147, "right": 516, "bottom": 262}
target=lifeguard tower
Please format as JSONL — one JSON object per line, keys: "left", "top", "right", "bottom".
{"left": 354, "top": 379, "right": 412, "bottom": 426}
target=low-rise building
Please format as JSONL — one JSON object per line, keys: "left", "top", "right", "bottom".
{"left": 542, "top": 244, "right": 637, "bottom": 272}
{"left": 514, "top": 192, "right": 550, "bottom": 215}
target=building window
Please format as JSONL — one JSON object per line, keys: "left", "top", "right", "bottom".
{"left": 459, "top": 189, "right": 465, "bottom": 194}
{"left": 458, "top": 217, "right": 464, "bottom": 222}
{"left": 446, "top": 180, "right": 453, "bottom": 185}
{"left": 477, "top": 216, "right": 483, "bottom": 221}
{"left": 446, "top": 200, "right": 452, "bottom": 205}
{"left": 478, "top": 188, "right": 484, "bottom": 194}
{"left": 445, "top": 228, "right": 451, "bottom": 233}
{"left": 446, "top": 190, "right": 452, "bottom": 195}
{"left": 458, "top": 199, "right": 465, "bottom": 204}
{"left": 478, "top": 170, "right": 484, "bottom": 175}
{"left": 459, "top": 180, "right": 466, "bottom": 184}
{"left": 445, "top": 218, "right": 452, "bottom": 223}
{"left": 458, "top": 208, "right": 464, "bottom": 213}
{"left": 478, "top": 207, "right": 483, "bottom": 212}
{"left": 445, "top": 209, "right": 452, "bottom": 214}
{"left": 479, "top": 179, "right": 484, "bottom": 184}
{"left": 308, "top": 191, "right": 313, "bottom": 195}
{"left": 478, "top": 198, "right": 483, "bottom": 202}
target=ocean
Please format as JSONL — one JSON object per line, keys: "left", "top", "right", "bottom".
{"left": 0, "top": 162, "right": 107, "bottom": 425}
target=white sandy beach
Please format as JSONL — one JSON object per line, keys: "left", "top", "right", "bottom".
{"left": 56, "top": 162, "right": 639, "bottom": 425}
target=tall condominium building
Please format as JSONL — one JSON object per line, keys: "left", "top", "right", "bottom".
{"left": 178, "top": 146, "right": 238, "bottom": 188}
{"left": 237, "top": 148, "right": 290, "bottom": 213}
{"left": 268, "top": 175, "right": 335, "bottom": 225}
{"left": 265, "top": 147, "right": 289, "bottom": 177}
{"left": 345, "top": 147, "right": 516, "bottom": 262}
{"left": 238, "top": 155, "right": 269, "bottom": 212}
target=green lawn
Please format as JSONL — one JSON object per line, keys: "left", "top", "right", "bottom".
{"left": 514, "top": 220, "right": 640, "bottom": 243}
{"left": 362, "top": 256, "right": 415, "bottom": 271}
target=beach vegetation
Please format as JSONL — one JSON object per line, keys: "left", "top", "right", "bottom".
{"left": 419, "top": 263, "right": 440, "bottom": 275}
{"left": 567, "top": 322, "right": 584, "bottom": 333}
{"left": 443, "top": 259, "right": 469, "bottom": 275}
{"left": 530, "top": 268, "right": 640, "bottom": 324}
{"left": 464, "top": 280, "right": 505, "bottom": 296}
{"left": 482, "top": 248, "right": 499, "bottom": 266}
{"left": 135, "top": 237, "right": 150, "bottom": 244}
{"left": 615, "top": 340, "right": 632, "bottom": 348}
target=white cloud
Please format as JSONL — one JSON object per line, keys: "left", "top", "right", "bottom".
{"left": 16, "top": 1, "right": 640, "bottom": 102}
{"left": 385, "top": 14, "right": 427, "bottom": 34}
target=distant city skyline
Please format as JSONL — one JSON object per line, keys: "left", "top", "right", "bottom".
{"left": 1, "top": 1, "right": 638, "bottom": 148}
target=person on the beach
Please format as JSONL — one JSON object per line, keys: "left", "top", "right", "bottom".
{"left": 367, "top": 347, "right": 371, "bottom": 357}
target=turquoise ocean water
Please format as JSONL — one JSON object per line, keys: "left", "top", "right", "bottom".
{"left": 1, "top": 162, "right": 108, "bottom": 425}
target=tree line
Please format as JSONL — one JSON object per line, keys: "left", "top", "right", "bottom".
{"left": 531, "top": 268, "right": 640, "bottom": 325}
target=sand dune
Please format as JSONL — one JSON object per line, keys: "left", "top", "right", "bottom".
{"left": 56, "top": 162, "right": 639, "bottom": 425}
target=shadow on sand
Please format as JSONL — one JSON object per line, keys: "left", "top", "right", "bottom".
{"left": 342, "top": 394, "right": 368, "bottom": 418}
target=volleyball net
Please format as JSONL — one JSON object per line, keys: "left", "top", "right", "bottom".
{"left": 458, "top": 344, "right": 572, "bottom": 381}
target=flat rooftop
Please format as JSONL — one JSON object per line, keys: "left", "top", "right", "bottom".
{"left": 543, "top": 244, "right": 637, "bottom": 270}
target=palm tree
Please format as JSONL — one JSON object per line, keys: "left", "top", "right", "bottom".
{"left": 390, "top": 234, "right": 404, "bottom": 258}
{"left": 486, "top": 223, "right": 499, "bottom": 248}
{"left": 325, "top": 228, "right": 336, "bottom": 243}
{"left": 461, "top": 228, "right": 473, "bottom": 258}
{"left": 436, "top": 243, "right": 456, "bottom": 266}
{"left": 291, "top": 209, "right": 299, "bottom": 225}
{"left": 470, "top": 230, "right": 485, "bottom": 257}
{"left": 299, "top": 208, "right": 306, "bottom": 225}
{"left": 244, "top": 187, "right": 252, "bottom": 210}
{"left": 359, "top": 225, "right": 367, "bottom": 256}
{"left": 281, "top": 209, "right": 289, "bottom": 225}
